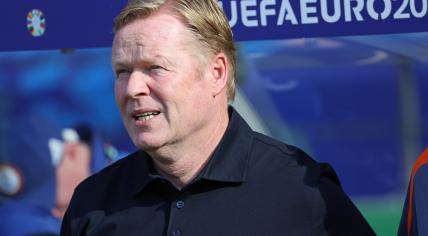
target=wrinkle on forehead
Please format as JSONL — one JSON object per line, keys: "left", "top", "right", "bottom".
{"left": 112, "top": 32, "right": 148, "bottom": 64}
{"left": 111, "top": 14, "right": 192, "bottom": 67}
{"left": 112, "top": 36, "right": 181, "bottom": 71}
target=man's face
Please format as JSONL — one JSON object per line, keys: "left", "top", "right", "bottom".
{"left": 112, "top": 9, "right": 215, "bottom": 152}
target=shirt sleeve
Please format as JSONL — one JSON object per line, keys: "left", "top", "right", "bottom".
{"left": 315, "top": 163, "right": 377, "bottom": 236}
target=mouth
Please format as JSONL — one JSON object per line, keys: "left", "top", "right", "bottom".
{"left": 133, "top": 111, "right": 161, "bottom": 121}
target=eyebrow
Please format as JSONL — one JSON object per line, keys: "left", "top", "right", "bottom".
{"left": 112, "top": 54, "right": 175, "bottom": 69}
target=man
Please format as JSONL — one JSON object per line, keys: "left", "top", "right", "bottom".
{"left": 0, "top": 116, "right": 117, "bottom": 235}
{"left": 61, "top": 0, "right": 375, "bottom": 235}
{"left": 398, "top": 148, "right": 428, "bottom": 236}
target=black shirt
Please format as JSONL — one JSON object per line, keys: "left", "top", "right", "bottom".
{"left": 61, "top": 108, "right": 375, "bottom": 236}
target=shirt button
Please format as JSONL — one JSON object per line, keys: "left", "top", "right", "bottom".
{"left": 176, "top": 200, "right": 185, "bottom": 209}
{"left": 171, "top": 229, "right": 181, "bottom": 236}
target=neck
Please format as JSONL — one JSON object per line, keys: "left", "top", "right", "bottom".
{"left": 149, "top": 105, "right": 229, "bottom": 190}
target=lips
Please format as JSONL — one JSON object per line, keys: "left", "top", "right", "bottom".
{"left": 134, "top": 111, "right": 160, "bottom": 121}
{"left": 131, "top": 110, "right": 161, "bottom": 122}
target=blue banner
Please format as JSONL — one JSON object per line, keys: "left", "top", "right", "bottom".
{"left": 1, "top": 0, "right": 126, "bottom": 51}
{"left": 1, "top": 0, "right": 428, "bottom": 51}
{"left": 222, "top": 0, "right": 428, "bottom": 40}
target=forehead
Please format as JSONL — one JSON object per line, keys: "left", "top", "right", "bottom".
{"left": 112, "top": 10, "right": 192, "bottom": 62}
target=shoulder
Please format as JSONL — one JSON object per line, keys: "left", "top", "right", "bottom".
{"left": 247, "top": 132, "right": 375, "bottom": 235}
{"left": 250, "top": 132, "right": 338, "bottom": 180}
{"left": 251, "top": 132, "right": 307, "bottom": 162}
{"left": 246, "top": 131, "right": 343, "bottom": 204}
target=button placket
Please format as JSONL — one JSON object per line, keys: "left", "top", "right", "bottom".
{"left": 171, "top": 229, "right": 181, "bottom": 236}
{"left": 167, "top": 191, "right": 189, "bottom": 236}
{"left": 176, "top": 200, "right": 185, "bottom": 209}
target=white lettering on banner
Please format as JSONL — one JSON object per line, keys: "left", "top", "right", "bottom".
{"left": 410, "top": 0, "right": 428, "bottom": 18}
{"left": 320, "top": 0, "right": 341, "bottom": 23}
{"left": 218, "top": 0, "right": 428, "bottom": 27}
{"left": 242, "top": 0, "right": 258, "bottom": 27}
{"left": 218, "top": 1, "right": 238, "bottom": 27}
{"left": 261, "top": 0, "right": 276, "bottom": 26}
{"left": 367, "top": 0, "right": 392, "bottom": 20}
{"left": 301, "top": 0, "right": 319, "bottom": 24}
{"left": 344, "top": 0, "right": 364, "bottom": 22}
{"left": 277, "top": 0, "right": 298, "bottom": 25}
{"left": 394, "top": 0, "right": 411, "bottom": 19}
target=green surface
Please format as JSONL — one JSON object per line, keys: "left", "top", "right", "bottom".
{"left": 356, "top": 197, "right": 404, "bottom": 236}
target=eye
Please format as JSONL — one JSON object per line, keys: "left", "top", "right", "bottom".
{"left": 148, "top": 65, "right": 165, "bottom": 71}
{"left": 115, "top": 69, "right": 130, "bottom": 80}
{"left": 145, "top": 65, "right": 169, "bottom": 76}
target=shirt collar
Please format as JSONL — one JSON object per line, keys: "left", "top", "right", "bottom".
{"left": 133, "top": 106, "right": 253, "bottom": 193}
{"left": 129, "top": 151, "right": 163, "bottom": 194}
{"left": 197, "top": 106, "right": 253, "bottom": 183}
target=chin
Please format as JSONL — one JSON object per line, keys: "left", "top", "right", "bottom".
{"left": 136, "top": 143, "right": 160, "bottom": 152}
{"left": 132, "top": 135, "right": 164, "bottom": 152}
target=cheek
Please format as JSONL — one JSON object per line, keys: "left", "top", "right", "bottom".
{"left": 190, "top": 79, "right": 212, "bottom": 102}
{"left": 114, "top": 82, "right": 126, "bottom": 106}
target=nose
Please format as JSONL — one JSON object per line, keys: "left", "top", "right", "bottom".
{"left": 126, "top": 70, "right": 150, "bottom": 98}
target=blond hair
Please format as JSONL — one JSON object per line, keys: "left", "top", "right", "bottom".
{"left": 114, "top": 0, "right": 237, "bottom": 101}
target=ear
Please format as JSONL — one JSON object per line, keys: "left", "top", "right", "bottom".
{"left": 210, "top": 52, "right": 228, "bottom": 98}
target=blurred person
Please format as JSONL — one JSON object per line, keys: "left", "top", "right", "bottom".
{"left": 61, "top": 0, "right": 375, "bottom": 235}
{"left": 398, "top": 148, "right": 428, "bottom": 236}
{"left": 0, "top": 116, "right": 62, "bottom": 235}
{"left": 0, "top": 117, "right": 119, "bottom": 235}
{"left": 52, "top": 123, "right": 122, "bottom": 219}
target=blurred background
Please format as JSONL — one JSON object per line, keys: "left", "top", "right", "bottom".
{"left": 1, "top": 1, "right": 428, "bottom": 235}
